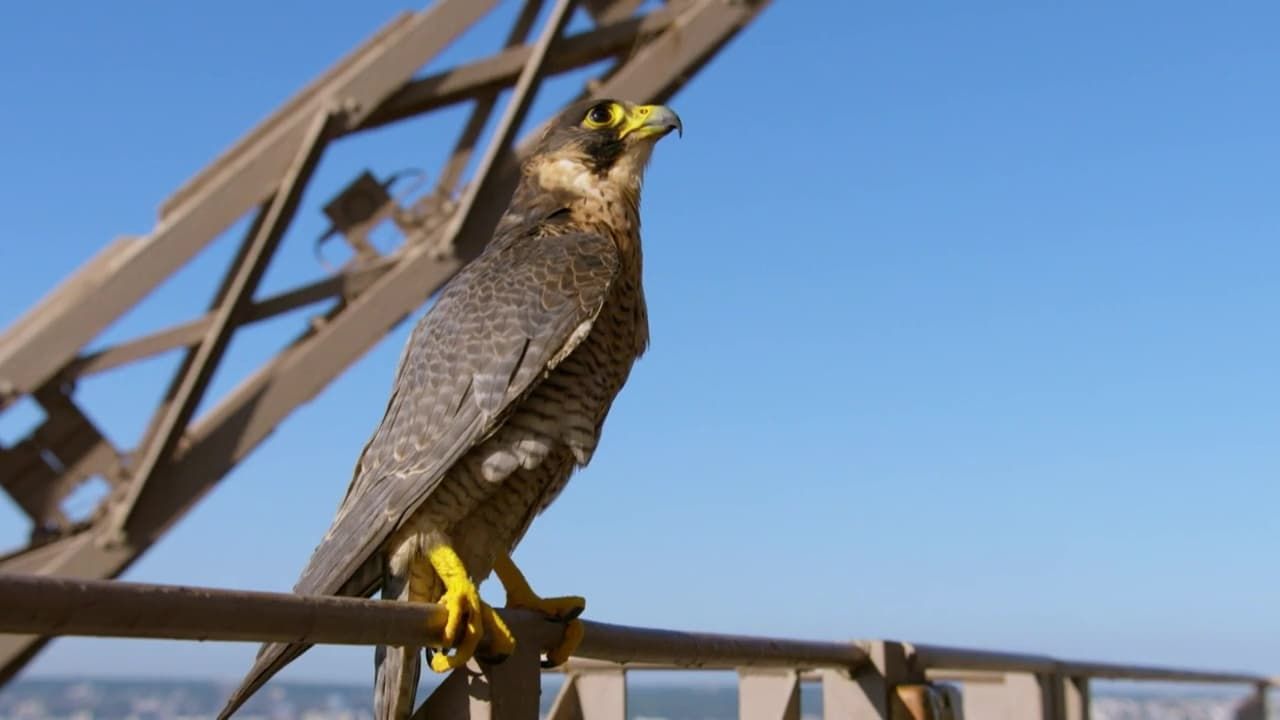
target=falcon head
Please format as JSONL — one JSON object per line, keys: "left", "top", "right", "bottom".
{"left": 526, "top": 98, "right": 682, "bottom": 201}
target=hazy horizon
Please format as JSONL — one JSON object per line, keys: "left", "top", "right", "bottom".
{"left": 3, "top": 676, "right": 1271, "bottom": 720}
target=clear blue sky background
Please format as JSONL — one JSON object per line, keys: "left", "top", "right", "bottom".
{"left": 0, "top": 0, "right": 1276, "bottom": 686}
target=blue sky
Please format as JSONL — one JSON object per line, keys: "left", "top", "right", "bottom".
{"left": 1, "top": 0, "right": 1277, "bottom": 686}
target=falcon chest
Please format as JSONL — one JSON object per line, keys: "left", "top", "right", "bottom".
{"left": 499, "top": 191, "right": 650, "bottom": 512}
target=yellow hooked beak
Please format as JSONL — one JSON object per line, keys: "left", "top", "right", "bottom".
{"left": 618, "top": 104, "right": 683, "bottom": 141}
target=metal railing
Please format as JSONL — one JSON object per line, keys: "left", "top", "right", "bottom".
{"left": 0, "top": 573, "right": 1271, "bottom": 719}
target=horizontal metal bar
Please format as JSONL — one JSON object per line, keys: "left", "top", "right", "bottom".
{"left": 555, "top": 659, "right": 843, "bottom": 680}
{"left": 0, "top": 572, "right": 449, "bottom": 647}
{"left": 911, "top": 643, "right": 1268, "bottom": 686}
{"left": 911, "top": 644, "right": 1059, "bottom": 675}
{"left": 0, "top": 573, "right": 1270, "bottom": 688}
{"left": 1057, "top": 659, "right": 1269, "bottom": 686}
{"left": 575, "top": 620, "right": 869, "bottom": 671}
{"left": 0, "top": 573, "right": 867, "bottom": 671}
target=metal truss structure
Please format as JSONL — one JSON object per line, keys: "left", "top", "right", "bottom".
{"left": 0, "top": 0, "right": 771, "bottom": 682}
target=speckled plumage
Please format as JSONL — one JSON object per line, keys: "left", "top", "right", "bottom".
{"left": 219, "top": 99, "right": 678, "bottom": 720}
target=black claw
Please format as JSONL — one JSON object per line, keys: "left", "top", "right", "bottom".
{"left": 478, "top": 651, "right": 511, "bottom": 666}
{"left": 562, "top": 606, "right": 585, "bottom": 621}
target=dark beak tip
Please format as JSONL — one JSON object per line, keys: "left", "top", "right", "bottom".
{"left": 645, "top": 106, "right": 682, "bottom": 139}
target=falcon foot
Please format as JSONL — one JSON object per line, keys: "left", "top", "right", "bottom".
{"left": 424, "top": 544, "right": 515, "bottom": 672}
{"left": 494, "top": 555, "right": 586, "bottom": 668}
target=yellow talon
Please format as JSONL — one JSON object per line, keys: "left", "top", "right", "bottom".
{"left": 543, "top": 619, "right": 584, "bottom": 669}
{"left": 494, "top": 555, "right": 586, "bottom": 620}
{"left": 479, "top": 601, "right": 517, "bottom": 660}
{"left": 426, "top": 543, "right": 487, "bottom": 672}
{"left": 494, "top": 555, "right": 586, "bottom": 667}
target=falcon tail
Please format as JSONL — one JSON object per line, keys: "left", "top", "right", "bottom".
{"left": 217, "top": 641, "right": 310, "bottom": 720}
{"left": 374, "top": 637, "right": 421, "bottom": 720}
{"left": 218, "top": 556, "right": 383, "bottom": 718}
{"left": 374, "top": 566, "right": 421, "bottom": 720}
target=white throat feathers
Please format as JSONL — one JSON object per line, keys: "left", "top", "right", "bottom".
{"left": 532, "top": 146, "right": 653, "bottom": 207}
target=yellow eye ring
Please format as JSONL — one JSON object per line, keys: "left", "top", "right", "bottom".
{"left": 583, "top": 103, "right": 618, "bottom": 128}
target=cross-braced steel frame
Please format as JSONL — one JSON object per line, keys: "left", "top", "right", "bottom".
{"left": 0, "top": 0, "right": 771, "bottom": 682}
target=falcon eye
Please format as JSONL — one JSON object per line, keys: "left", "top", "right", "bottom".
{"left": 583, "top": 103, "right": 618, "bottom": 129}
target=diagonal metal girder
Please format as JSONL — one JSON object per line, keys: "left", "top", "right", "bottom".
{"left": 107, "top": 110, "right": 338, "bottom": 536}
{"left": 0, "top": 0, "right": 502, "bottom": 410}
{"left": 0, "top": 0, "right": 772, "bottom": 685}
{"left": 60, "top": 256, "right": 399, "bottom": 380}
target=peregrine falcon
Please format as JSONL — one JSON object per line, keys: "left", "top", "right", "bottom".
{"left": 218, "top": 99, "right": 682, "bottom": 720}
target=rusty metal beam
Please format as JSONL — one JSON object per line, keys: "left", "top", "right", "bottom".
{"left": 0, "top": 388, "right": 121, "bottom": 535}
{"left": 159, "top": 12, "right": 416, "bottom": 219}
{"left": 3, "top": 572, "right": 1270, "bottom": 717}
{"left": 582, "top": 0, "right": 645, "bottom": 24}
{"left": 435, "top": 0, "right": 547, "bottom": 196}
{"left": 445, "top": 0, "right": 772, "bottom": 262}
{"left": 0, "top": 0, "right": 685, "bottom": 403}
{"left": 547, "top": 673, "right": 633, "bottom": 720}
{"left": 591, "top": 0, "right": 767, "bottom": 106}
{"left": 546, "top": 674, "right": 588, "bottom": 720}
{"left": 6, "top": 573, "right": 1268, "bottom": 691}
{"left": 960, "top": 672, "right": 1053, "bottom": 720}
{"left": 63, "top": 258, "right": 397, "bottom": 379}
{"left": 0, "top": 237, "right": 136, "bottom": 408}
{"left": 109, "top": 111, "right": 336, "bottom": 536}
{"left": 1062, "top": 675, "right": 1089, "bottom": 720}
{"left": 355, "top": 6, "right": 680, "bottom": 134}
{"left": 0, "top": 0, "right": 495, "bottom": 406}
{"left": 0, "top": 443, "right": 63, "bottom": 529}
{"left": 573, "top": 620, "right": 868, "bottom": 671}
{"left": 0, "top": 573, "right": 866, "bottom": 672}
{"left": 739, "top": 669, "right": 801, "bottom": 720}
{"left": 0, "top": 572, "right": 449, "bottom": 647}
{"left": 444, "top": 0, "right": 579, "bottom": 243}
{"left": 912, "top": 643, "right": 1267, "bottom": 686}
